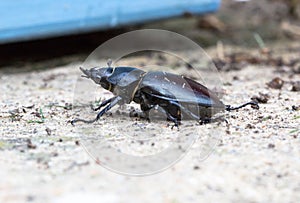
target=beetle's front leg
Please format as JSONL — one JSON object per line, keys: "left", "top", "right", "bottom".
{"left": 92, "top": 96, "right": 118, "bottom": 111}
{"left": 71, "top": 96, "right": 122, "bottom": 125}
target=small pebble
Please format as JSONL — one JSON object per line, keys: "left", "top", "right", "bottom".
{"left": 267, "top": 77, "right": 284, "bottom": 89}
{"left": 291, "top": 81, "right": 300, "bottom": 92}
{"left": 246, "top": 124, "right": 255, "bottom": 129}
{"left": 45, "top": 127, "right": 52, "bottom": 136}
{"left": 27, "top": 139, "right": 36, "bottom": 149}
{"left": 268, "top": 143, "right": 275, "bottom": 149}
{"left": 251, "top": 92, "right": 269, "bottom": 104}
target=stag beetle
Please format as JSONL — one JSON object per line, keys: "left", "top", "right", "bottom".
{"left": 71, "top": 62, "right": 259, "bottom": 127}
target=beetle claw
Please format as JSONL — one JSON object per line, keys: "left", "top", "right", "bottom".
{"left": 199, "top": 118, "right": 211, "bottom": 125}
{"left": 171, "top": 124, "right": 180, "bottom": 131}
{"left": 168, "top": 121, "right": 180, "bottom": 130}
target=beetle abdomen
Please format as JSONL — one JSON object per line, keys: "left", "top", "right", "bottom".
{"left": 139, "top": 71, "right": 225, "bottom": 108}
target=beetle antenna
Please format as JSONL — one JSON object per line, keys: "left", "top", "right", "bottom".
{"left": 107, "top": 59, "right": 112, "bottom": 67}
{"left": 226, "top": 101, "right": 259, "bottom": 111}
{"left": 107, "top": 58, "right": 116, "bottom": 74}
{"left": 112, "top": 67, "right": 116, "bottom": 74}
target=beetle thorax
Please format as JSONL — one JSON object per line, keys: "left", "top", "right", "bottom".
{"left": 107, "top": 68, "right": 146, "bottom": 102}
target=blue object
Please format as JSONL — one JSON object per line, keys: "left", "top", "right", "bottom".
{"left": 0, "top": 0, "right": 220, "bottom": 44}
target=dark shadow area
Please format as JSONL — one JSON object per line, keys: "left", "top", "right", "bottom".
{"left": 0, "top": 28, "right": 128, "bottom": 67}
{"left": 0, "top": 0, "right": 299, "bottom": 70}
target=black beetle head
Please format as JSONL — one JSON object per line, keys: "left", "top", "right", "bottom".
{"left": 80, "top": 67, "right": 114, "bottom": 89}
{"left": 80, "top": 66, "right": 145, "bottom": 93}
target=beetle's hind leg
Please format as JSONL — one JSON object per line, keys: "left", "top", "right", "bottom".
{"left": 144, "top": 103, "right": 180, "bottom": 130}
{"left": 71, "top": 96, "right": 122, "bottom": 125}
{"left": 226, "top": 101, "right": 259, "bottom": 111}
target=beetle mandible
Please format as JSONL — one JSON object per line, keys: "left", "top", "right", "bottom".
{"left": 71, "top": 63, "right": 259, "bottom": 127}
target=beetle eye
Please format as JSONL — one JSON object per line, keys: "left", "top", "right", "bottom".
{"left": 106, "top": 68, "right": 113, "bottom": 74}
{"left": 94, "top": 75, "right": 101, "bottom": 83}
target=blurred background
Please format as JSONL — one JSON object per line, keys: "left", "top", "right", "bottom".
{"left": 1, "top": 0, "right": 299, "bottom": 68}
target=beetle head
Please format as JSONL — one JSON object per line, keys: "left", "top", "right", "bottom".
{"left": 80, "top": 67, "right": 114, "bottom": 89}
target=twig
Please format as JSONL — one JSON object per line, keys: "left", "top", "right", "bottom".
{"left": 253, "top": 33, "right": 266, "bottom": 50}
{"left": 217, "top": 40, "right": 225, "bottom": 61}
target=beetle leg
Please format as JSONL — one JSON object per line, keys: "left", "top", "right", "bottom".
{"left": 139, "top": 94, "right": 155, "bottom": 121}
{"left": 154, "top": 106, "right": 179, "bottom": 130}
{"left": 168, "top": 101, "right": 200, "bottom": 121}
{"left": 141, "top": 111, "right": 151, "bottom": 122}
{"left": 199, "top": 117, "right": 211, "bottom": 125}
{"left": 169, "top": 101, "right": 227, "bottom": 125}
{"left": 226, "top": 101, "right": 259, "bottom": 111}
{"left": 199, "top": 116, "right": 227, "bottom": 125}
{"left": 71, "top": 96, "right": 122, "bottom": 125}
{"left": 140, "top": 103, "right": 154, "bottom": 122}
{"left": 92, "top": 96, "right": 117, "bottom": 111}
{"left": 168, "top": 101, "right": 227, "bottom": 126}
{"left": 165, "top": 112, "right": 180, "bottom": 130}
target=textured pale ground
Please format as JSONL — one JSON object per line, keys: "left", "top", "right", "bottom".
{"left": 0, "top": 47, "right": 299, "bottom": 203}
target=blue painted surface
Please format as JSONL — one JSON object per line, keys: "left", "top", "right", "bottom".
{"left": 0, "top": 0, "right": 220, "bottom": 44}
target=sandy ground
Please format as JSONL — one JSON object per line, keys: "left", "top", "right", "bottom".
{"left": 0, "top": 45, "right": 299, "bottom": 203}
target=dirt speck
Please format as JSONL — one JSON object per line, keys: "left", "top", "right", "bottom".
{"left": 27, "top": 139, "right": 36, "bottom": 149}
{"left": 268, "top": 143, "right": 276, "bottom": 149}
{"left": 45, "top": 127, "right": 52, "bottom": 136}
{"left": 291, "top": 81, "right": 300, "bottom": 91}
